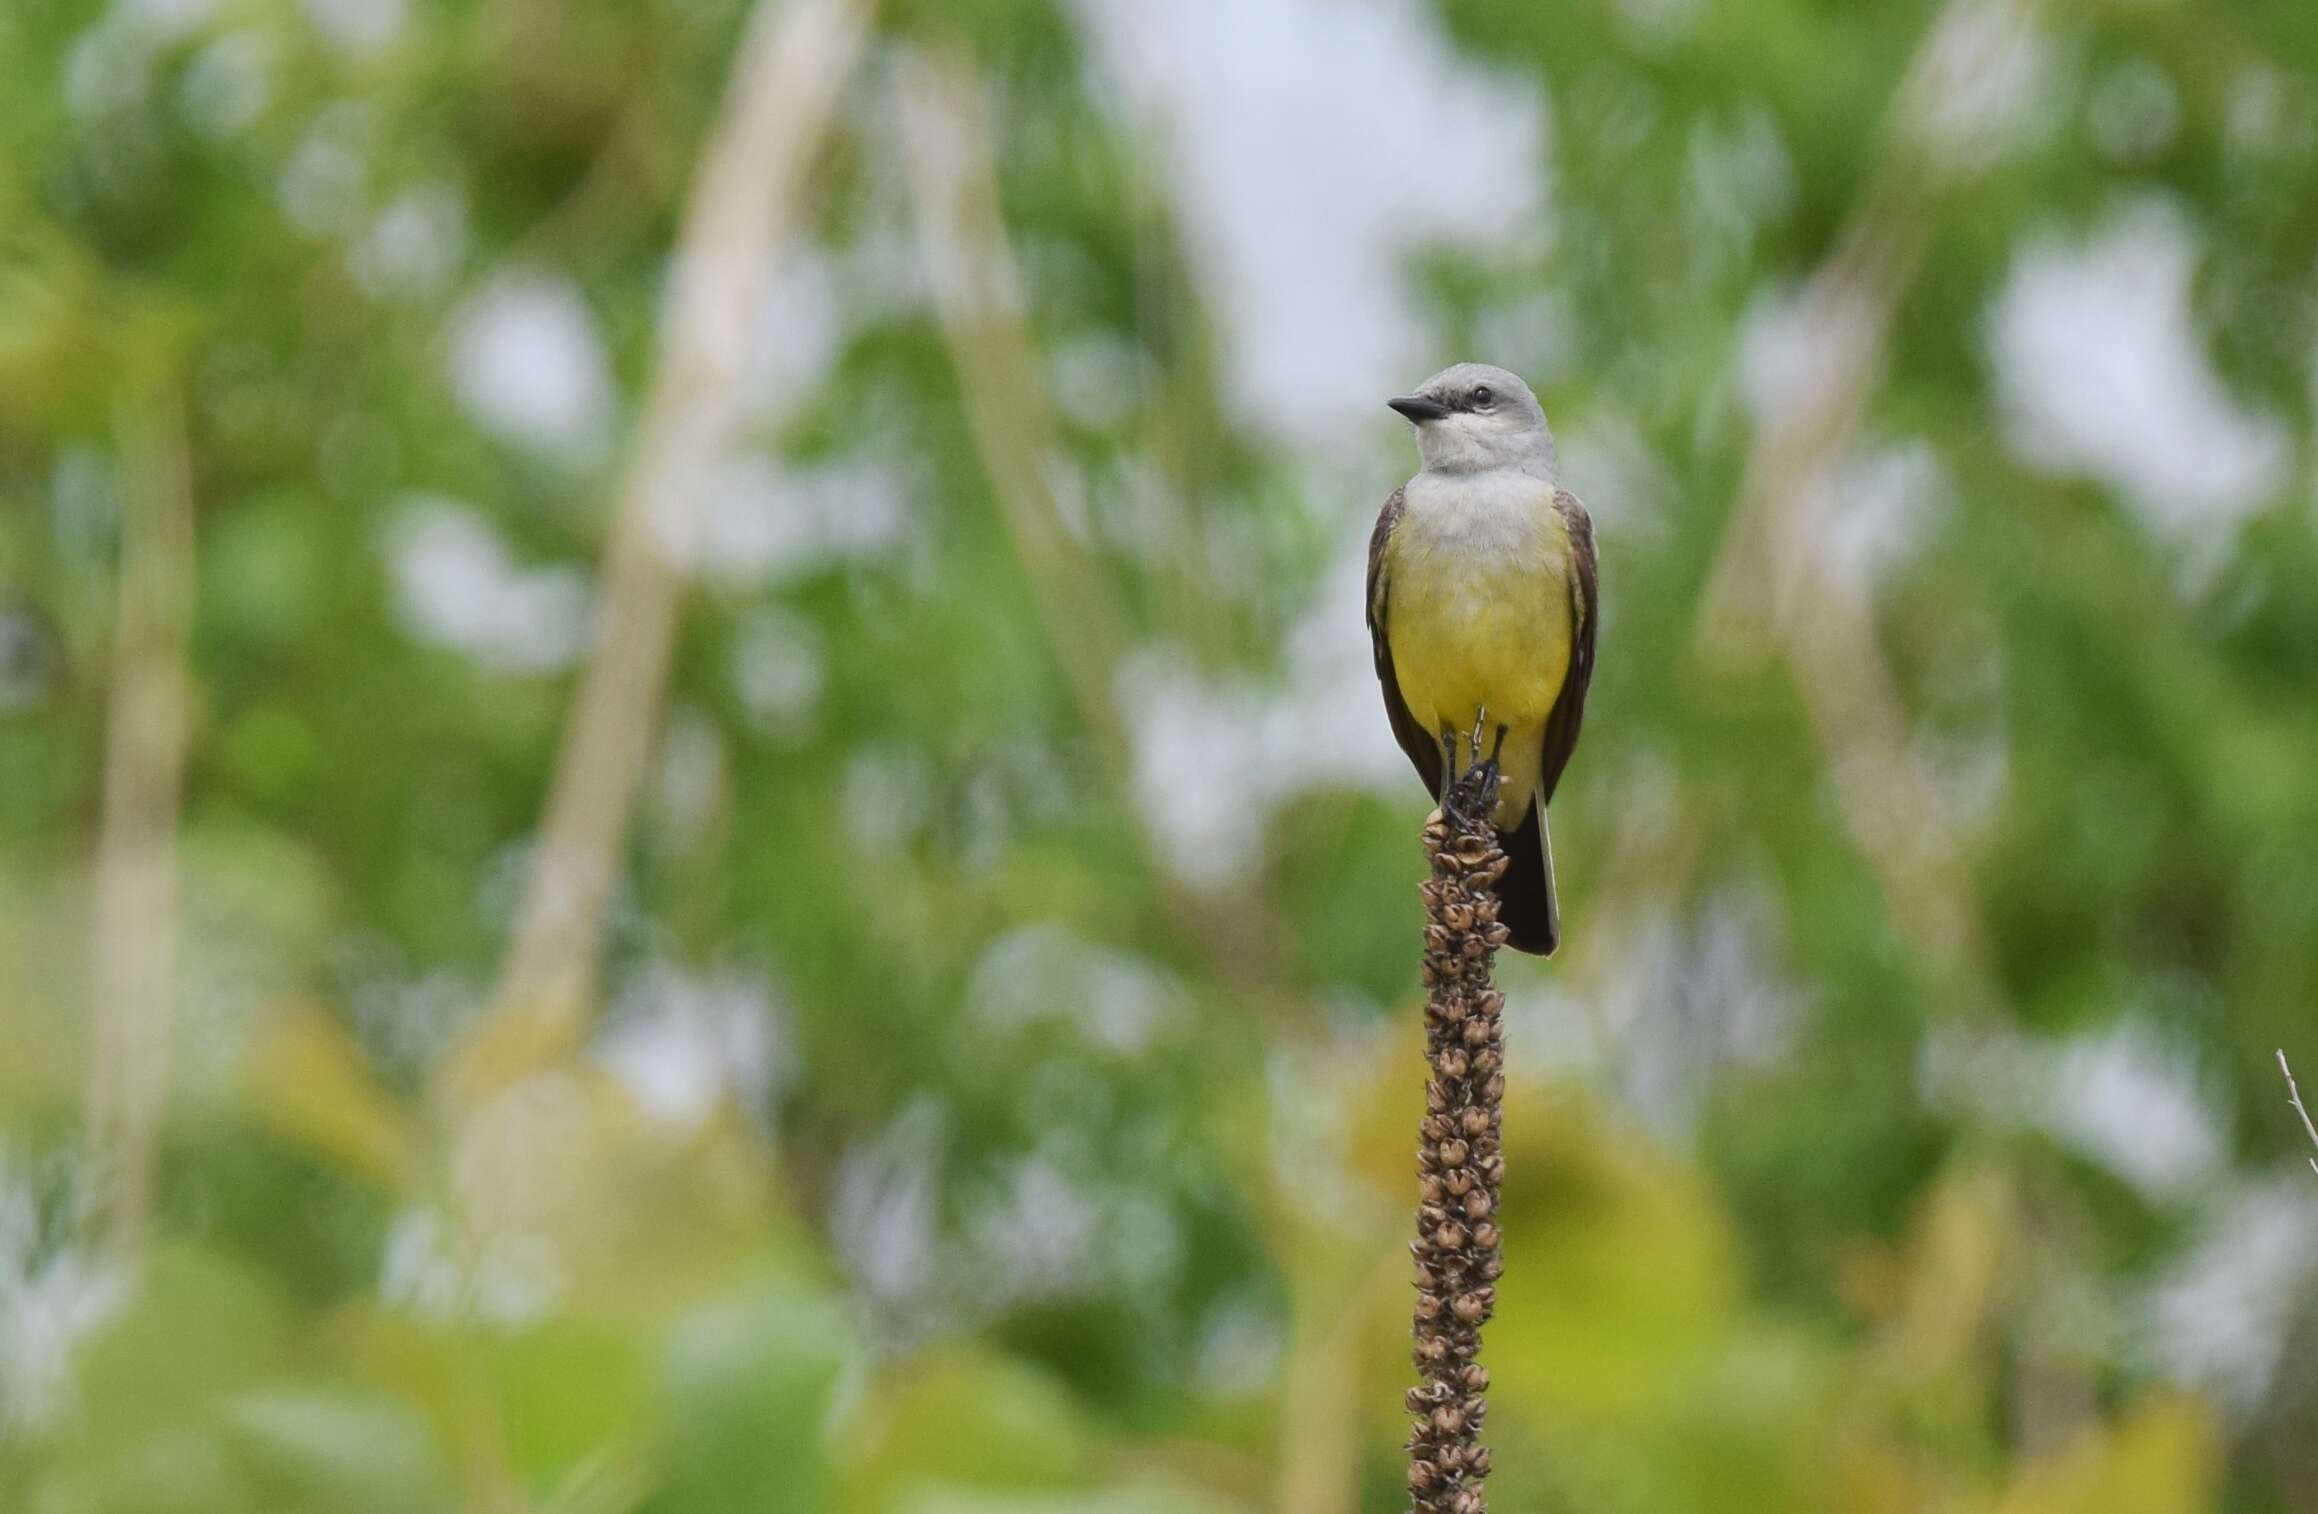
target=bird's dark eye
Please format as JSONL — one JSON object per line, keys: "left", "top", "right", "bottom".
{"left": 1471, "top": 386, "right": 1495, "bottom": 408}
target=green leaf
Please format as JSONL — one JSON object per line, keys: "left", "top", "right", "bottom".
{"left": 217, "top": 1388, "right": 452, "bottom": 1514}
{"left": 645, "top": 1274, "right": 858, "bottom": 1514}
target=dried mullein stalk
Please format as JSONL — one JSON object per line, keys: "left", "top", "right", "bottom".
{"left": 1404, "top": 760, "right": 1511, "bottom": 1514}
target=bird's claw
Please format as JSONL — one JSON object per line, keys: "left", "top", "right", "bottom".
{"left": 1441, "top": 711, "right": 1504, "bottom": 830}
{"left": 1443, "top": 766, "right": 1497, "bottom": 830}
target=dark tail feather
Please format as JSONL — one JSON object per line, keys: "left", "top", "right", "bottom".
{"left": 1494, "top": 801, "right": 1560, "bottom": 957}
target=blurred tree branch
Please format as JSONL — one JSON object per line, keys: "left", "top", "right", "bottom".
{"left": 450, "top": 0, "right": 875, "bottom": 1112}
{"left": 83, "top": 385, "right": 195, "bottom": 1265}
{"left": 892, "top": 46, "right": 1135, "bottom": 781}
{"left": 893, "top": 44, "right": 1318, "bottom": 1030}
{"left": 1692, "top": 0, "right": 2042, "bottom": 987}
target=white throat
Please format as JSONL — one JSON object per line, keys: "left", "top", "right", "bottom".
{"left": 1415, "top": 414, "right": 1558, "bottom": 479}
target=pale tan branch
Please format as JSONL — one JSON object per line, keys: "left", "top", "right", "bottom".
{"left": 1691, "top": 0, "right": 2040, "bottom": 983}
{"left": 2279, "top": 1050, "right": 2318, "bottom": 1179}
{"left": 84, "top": 386, "right": 196, "bottom": 1264}
{"left": 891, "top": 47, "right": 1135, "bottom": 780}
{"left": 891, "top": 48, "right": 1321, "bottom": 1028}
{"left": 1279, "top": 1285, "right": 1364, "bottom": 1514}
{"left": 457, "top": 0, "right": 873, "bottom": 1108}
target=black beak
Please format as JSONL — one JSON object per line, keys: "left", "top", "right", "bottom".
{"left": 1388, "top": 395, "right": 1450, "bottom": 423}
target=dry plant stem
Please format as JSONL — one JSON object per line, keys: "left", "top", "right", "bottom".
{"left": 84, "top": 389, "right": 196, "bottom": 1264}
{"left": 2279, "top": 1050, "right": 2318, "bottom": 1178}
{"left": 1405, "top": 761, "right": 1512, "bottom": 1514}
{"left": 458, "top": 0, "right": 871, "bottom": 1106}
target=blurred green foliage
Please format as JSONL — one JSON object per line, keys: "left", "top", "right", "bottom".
{"left": 4, "top": 0, "right": 2318, "bottom": 1511}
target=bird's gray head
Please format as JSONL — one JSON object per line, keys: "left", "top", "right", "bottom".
{"left": 1388, "top": 362, "right": 1557, "bottom": 478}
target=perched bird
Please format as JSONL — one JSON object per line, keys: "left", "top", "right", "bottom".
{"left": 1366, "top": 363, "right": 1596, "bottom": 956}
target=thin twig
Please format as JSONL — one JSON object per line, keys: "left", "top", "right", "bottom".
{"left": 2278, "top": 1050, "right": 2318, "bottom": 1178}
{"left": 450, "top": 0, "right": 873, "bottom": 1110}
{"left": 1404, "top": 766, "right": 1511, "bottom": 1514}
{"left": 84, "top": 385, "right": 196, "bottom": 1265}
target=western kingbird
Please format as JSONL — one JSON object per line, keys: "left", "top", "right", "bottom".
{"left": 1366, "top": 363, "right": 1597, "bottom": 956}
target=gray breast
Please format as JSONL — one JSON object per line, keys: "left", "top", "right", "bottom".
{"left": 1403, "top": 469, "right": 1555, "bottom": 559}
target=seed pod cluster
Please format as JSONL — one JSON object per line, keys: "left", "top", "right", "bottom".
{"left": 1405, "top": 767, "right": 1511, "bottom": 1514}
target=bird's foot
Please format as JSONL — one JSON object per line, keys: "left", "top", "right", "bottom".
{"left": 1447, "top": 763, "right": 1503, "bottom": 828}
{"left": 1442, "top": 714, "right": 1504, "bottom": 831}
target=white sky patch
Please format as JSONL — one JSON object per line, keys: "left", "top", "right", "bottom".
{"left": 180, "top": 30, "right": 273, "bottom": 139}
{"left": 1569, "top": 880, "right": 1800, "bottom": 1140}
{"left": 69, "top": 0, "right": 226, "bottom": 119}
{"left": 384, "top": 496, "right": 591, "bottom": 673}
{"left": 278, "top": 101, "right": 374, "bottom": 238}
{"left": 1043, "top": 453, "right": 1096, "bottom": 545}
{"left": 302, "top": 0, "right": 405, "bottom": 57}
{"left": 739, "top": 243, "right": 843, "bottom": 420}
{"left": 1738, "top": 277, "right": 1883, "bottom": 427}
{"left": 834, "top": 1095, "right": 1184, "bottom": 1340}
{"left": 118, "top": 0, "right": 214, "bottom": 32}
{"left": 1121, "top": 536, "right": 1406, "bottom": 888}
{"left": 1685, "top": 103, "right": 1797, "bottom": 279}
{"left": 1924, "top": 1016, "right": 2227, "bottom": 1204}
{"left": 1472, "top": 288, "right": 1582, "bottom": 395}
{"left": 1917, "top": 723, "right": 2010, "bottom": 836}
{"left": 2146, "top": 1175, "right": 2318, "bottom": 1415}
{"left": 379, "top": 1205, "right": 559, "bottom": 1326}
{"left": 651, "top": 705, "right": 727, "bottom": 851}
{"left": 2224, "top": 63, "right": 2317, "bottom": 163}
{"left": 830, "top": 222, "right": 931, "bottom": 326}
{"left": 952, "top": 1145, "right": 1180, "bottom": 1313}
{"left": 0, "top": 1156, "right": 126, "bottom": 1431}
{"left": 830, "top": 1097, "right": 947, "bottom": 1327}
{"left": 1193, "top": 1293, "right": 1286, "bottom": 1397}
{"left": 1119, "top": 652, "right": 1306, "bottom": 888}
{"left": 447, "top": 272, "right": 617, "bottom": 463}
{"left": 961, "top": 1156, "right": 1105, "bottom": 1300}
{"left": 1987, "top": 196, "right": 2288, "bottom": 551}
{"left": 348, "top": 965, "right": 481, "bottom": 1074}
{"left": 50, "top": 448, "right": 117, "bottom": 564}
{"left": 689, "top": 450, "right": 915, "bottom": 588}
{"left": 1907, "top": 0, "right": 2065, "bottom": 173}
{"left": 0, "top": 611, "right": 50, "bottom": 710}
{"left": 1080, "top": 454, "right": 1175, "bottom": 568}
{"left": 66, "top": 23, "right": 148, "bottom": 122}
{"left": 967, "top": 925, "right": 1179, "bottom": 1055}
{"left": 729, "top": 604, "right": 825, "bottom": 741}
{"left": 1616, "top": 0, "right": 1702, "bottom": 51}
{"left": 1559, "top": 407, "right": 1676, "bottom": 544}
{"left": 842, "top": 743, "right": 935, "bottom": 851}
{"left": 596, "top": 961, "right": 787, "bottom": 1132}
{"left": 1805, "top": 439, "right": 1955, "bottom": 600}
{"left": 1047, "top": 331, "right": 1149, "bottom": 432}
{"left": 1265, "top": 1027, "right": 1423, "bottom": 1225}
{"left": 355, "top": 184, "right": 467, "bottom": 301}
{"left": 1071, "top": 0, "right": 1548, "bottom": 444}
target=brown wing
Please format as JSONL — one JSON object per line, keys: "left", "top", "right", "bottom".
{"left": 1366, "top": 486, "right": 1444, "bottom": 801}
{"left": 1536, "top": 488, "right": 1596, "bottom": 806}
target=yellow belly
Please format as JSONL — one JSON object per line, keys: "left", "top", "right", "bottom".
{"left": 1385, "top": 508, "right": 1573, "bottom": 826}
